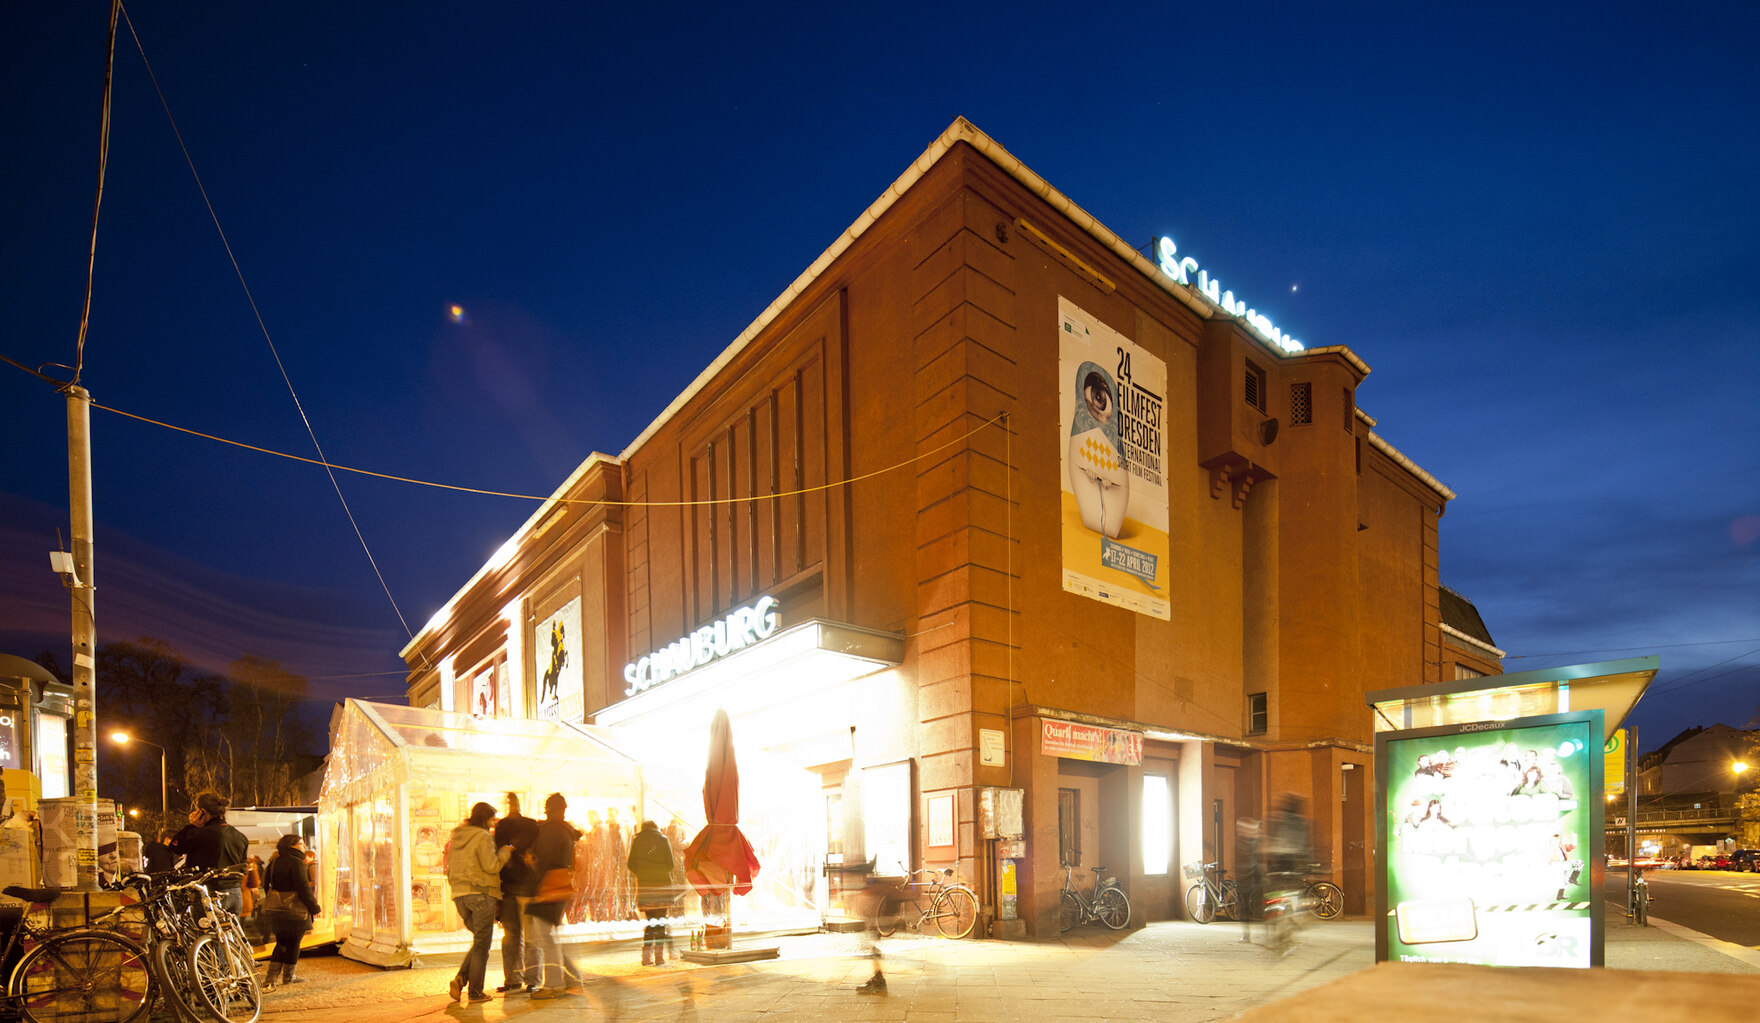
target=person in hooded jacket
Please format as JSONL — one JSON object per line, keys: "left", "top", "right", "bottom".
{"left": 627, "top": 819, "right": 676, "bottom": 965}
{"left": 525, "top": 793, "right": 581, "bottom": 998}
{"left": 445, "top": 802, "right": 510, "bottom": 1005}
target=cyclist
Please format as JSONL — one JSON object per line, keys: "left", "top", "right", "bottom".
{"left": 1263, "top": 794, "right": 1311, "bottom": 951}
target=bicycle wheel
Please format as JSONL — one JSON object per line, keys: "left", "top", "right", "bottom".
{"left": 873, "top": 894, "right": 903, "bottom": 937}
{"left": 1057, "top": 891, "right": 1083, "bottom": 932}
{"left": 10, "top": 929, "right": 153, "bottom": 1023}
{"left": 151, "top": 937, "right": 200, "bottom": 1023}
{"left": 1184, "top": 884, "right": 1214, "bottom": 924}
{"left": 1220, "top": 880, "right": 1241, "bottom": 922}
{"left": 932, "top": 886, "right": 978, "bottom": 939}
{"left": 189, "top": 934, "right": 259, "bottom": 1023}
{"left": 1095, "top": 887, "right": 1130, "bottom": 930}
{"left": 1309, "top": 882, "right": 1343, "bottom": 920}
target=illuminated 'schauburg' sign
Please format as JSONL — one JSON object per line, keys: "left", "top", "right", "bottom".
{"left": 1156, "top": 237, "right": 1303, "bottom": 354}
{"left": 623, "top": 595, "right": 780, "bottom": 696}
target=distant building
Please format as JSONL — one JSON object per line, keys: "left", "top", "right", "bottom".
{"left": 1638, "top": 724, "right": 1756, "bottom": 798}
{"left": 398, "top": 119, "right": 1501, "bottom": 933}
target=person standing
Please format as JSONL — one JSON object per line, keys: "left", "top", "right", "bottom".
{"left": 525, "top": 793, "right": 581, "bottom": 999}
{"left": 494, "top": 792, "right": 539, "bottom": 993}
{"left": 259, "top": 834, "right": 321, "bottom": 991}
{"left": 170, "top": 791, "right": 248, "bottom": 916}
{"left": 142, "top": 829, "right": 178, "bottom": 873}
{"left": 627, "top": 819, "right": 676, "bottom": 965}
{"left": 445, "top": 802, "right": 509, "bottom": 1006}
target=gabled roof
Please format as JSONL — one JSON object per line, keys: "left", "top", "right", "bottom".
{"left": 1440, "top": 585, "right": 1498, "bottom": 650}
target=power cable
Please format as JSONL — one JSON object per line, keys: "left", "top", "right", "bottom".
{"left": 84, "top": 398, "right": 1008, "bottom": 509}
{"left": 70, "top": 0, "right": 121, "bottom": 388}
{"left": 119, "top": 6, "right": 414, "bottom": 639}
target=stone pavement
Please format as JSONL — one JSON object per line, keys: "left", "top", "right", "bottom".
{"left": 247, "top": 912, "right": 1759, "bottom": 1023}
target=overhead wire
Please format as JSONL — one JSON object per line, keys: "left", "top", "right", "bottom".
{"left": 70, "top": 0, "right": 121, "bottom": 389}
{"left": 119, "top": 5, "right": 415, "bottom": 640}
{"left": 85, "top": 397, "right": 1007, "bottom": 509}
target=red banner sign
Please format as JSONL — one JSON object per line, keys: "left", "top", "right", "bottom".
{"left": 1040, "top": 719, "right": 1143, "bottom": 765}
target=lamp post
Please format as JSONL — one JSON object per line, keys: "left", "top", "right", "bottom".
{"left": 109, "top": 732, "right": 167, "bottom": 824}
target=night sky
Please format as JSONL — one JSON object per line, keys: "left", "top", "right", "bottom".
{"left": 4, "top": 3, "right": 1755, "bottom": 753}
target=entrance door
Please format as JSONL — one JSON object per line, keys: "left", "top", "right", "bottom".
{"left": 1343, "top": 765, "right": 1365, "bottom": 914}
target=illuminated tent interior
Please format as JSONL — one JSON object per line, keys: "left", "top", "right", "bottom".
{"left": 318, "top": 699, "right": 823, "bottom": 966}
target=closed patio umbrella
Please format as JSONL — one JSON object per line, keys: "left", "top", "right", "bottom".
{"left": 683, "top": 709, "right": 761, "bottom": 899}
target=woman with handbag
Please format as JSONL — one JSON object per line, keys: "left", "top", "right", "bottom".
{"left": 525, "top": 793, "right": 582, "bottom": 998}
{"left": 260, "top": 834, "right": 321, "bottom": 991}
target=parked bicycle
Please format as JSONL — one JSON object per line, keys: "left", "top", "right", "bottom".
{"left": 872, "top": 864, "right": 979, "bottom": 939}
{"left": 1301, "top": 870, "right": 1343, "bottom": 921}
{"left": 0, "top": 882, "right": 154, "bottom": 1023}
{"left": 1181, "top": 861, "right": 1239, "bottom": 924}
{"left": 1057, "top": 865, "right": 1130, "bottom": 931}
{"left": 117, "top": 867, "right": 260, "bottom": 1023}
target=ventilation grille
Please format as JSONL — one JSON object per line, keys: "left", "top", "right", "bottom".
{"left": 1290, "top": 382, "right": 1312, "bottom": 425}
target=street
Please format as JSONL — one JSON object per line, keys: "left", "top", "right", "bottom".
{"left": 1608, "top": 870, "right": 1760, "bottom": 948}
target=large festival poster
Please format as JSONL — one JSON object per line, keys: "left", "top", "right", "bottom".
{"left": 1375, "top": 710, "right": 1605, "bottom": 968}
{"left": 1058, "top": 296, "right": 1171, "bottom": 619}
{"left": 533, "top": 597, "right": 584, "bottom": 723}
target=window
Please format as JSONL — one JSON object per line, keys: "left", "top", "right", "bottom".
{"left": 1343, "top": 387, "right": 1355, "bottom": 433}
{"left": 1453, "top": 664, "right": 1486, "bottom": 681}
{"left": 1142, "top": 775, "right": 1173, "bottom": 875}
{"left": 1244, "top": 360, "right": 1266, "bottom": 412}
{"left": 1247, "top": 692, "right": 1268, "bottom": 735}
{"left": 1058, "top": 788, "right": 1081, "bottom": 867}
{"left": 1289, "top": 382, "right": 1312, "bottom": 426}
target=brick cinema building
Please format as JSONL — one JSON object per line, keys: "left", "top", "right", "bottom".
{"left": 399, "top": 118, "right": 1503, "bottom": 936}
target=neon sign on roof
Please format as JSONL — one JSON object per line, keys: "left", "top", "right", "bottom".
{"left": 1156, "top": 237, "right": 1304, "bottom": 354}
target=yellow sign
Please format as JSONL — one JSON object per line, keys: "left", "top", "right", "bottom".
{"left": 1604, "top": 729, "right": 1626, "bottom": 796}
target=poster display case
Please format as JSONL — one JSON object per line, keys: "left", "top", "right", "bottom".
{"left": 318, "top": 700, "right": 823, "bottom": 966}
{"left": 1374, "top": 709, "right": 1605, "bottom": 968}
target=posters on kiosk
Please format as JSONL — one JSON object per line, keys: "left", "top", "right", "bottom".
{"left": 1057, "top": 296, "right": 1171, "bottom": 620}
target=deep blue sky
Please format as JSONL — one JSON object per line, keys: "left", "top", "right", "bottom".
{"left": 4, "top": 2, "right": 1756, "bottom": 752}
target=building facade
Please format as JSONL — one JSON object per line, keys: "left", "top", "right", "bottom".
{"left": 400, "top": 119, "right": 1499, "bottom": 934}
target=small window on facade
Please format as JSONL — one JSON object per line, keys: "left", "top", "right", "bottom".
{"left": 1244, "top": 360, "right": 1266, "bottom": 412}
{"left": 1355, "top": 437, "right": 1362, "bottom": 475}
{"left": 1247, "top": 692, "right": 1269, "bottom": 735}
{"left": 1058, "top": 787, "right": 1081, "bottom": 867}
{"left": 1343, "top": 387, "right": 1355, "bottom": 433}
{"left": 1453, "top": 664, "right": 1486, "bottom": 681}
{"left": 1290, "top": 382, "right": 1312, "bottom": 425}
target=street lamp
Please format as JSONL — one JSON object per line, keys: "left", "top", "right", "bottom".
{"left": 109, "top": 731, "right": 167, "bottom": 821}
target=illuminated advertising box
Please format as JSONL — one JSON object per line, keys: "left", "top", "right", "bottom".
{"left": 1375, "top": 710, "right": 1604, "bottom": 968}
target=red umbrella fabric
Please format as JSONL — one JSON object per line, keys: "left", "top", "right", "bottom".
{"left": 683, "top": 708, "right": 761, "bottom": 896}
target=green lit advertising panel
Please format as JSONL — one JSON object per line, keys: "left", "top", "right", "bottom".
{"left": 1375, "top": 710, "right": 1604, "bottom": 968}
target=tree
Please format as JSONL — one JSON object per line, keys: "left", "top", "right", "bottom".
{"left": 214, "top": 654, "right": 318, "bottom": 807}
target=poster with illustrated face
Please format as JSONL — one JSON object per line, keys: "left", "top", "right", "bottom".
{"left": 1375, "top": 710, "right": 1604, "bottom": 968}
{"left": 1058, "top": 296, "right": 1170, "bottom": 620}
{"left": 470, "top": 663, "right": 496, "bottom": 718}
{"left": 534, "top": 597, "right": 584, "bottom": 723}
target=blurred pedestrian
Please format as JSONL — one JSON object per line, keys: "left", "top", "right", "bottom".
{"left": 627, "top": 819, "right": 676, "bottom": 965}
{"left": 849, "top": 860, "right": 899, "bottom": 995}
{"left": 260, "top": 834, "right": 321, "bottom": 991}
{"left": 1235, "top": 817, "right": 1262, "bottom": 943}
{"left": 1263, "top": 794, "right": 1311, "bottom": 954}
{"left": 525, "top": 793, "right": 581, "bottom": 999}
{"left": 445, "top": 801, "right": 509, "bottom": 1005}
{"left": 494, "top": 792, "right": 539, "bottom": 993}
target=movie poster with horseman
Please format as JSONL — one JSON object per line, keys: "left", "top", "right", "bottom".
{"left": 1058, "top": 296, "right": 1171, "bottom": 620}
{"left": 534, "top": 596, "right": 584, "bottom": 723}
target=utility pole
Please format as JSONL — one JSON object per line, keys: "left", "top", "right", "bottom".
{"left": 66, "top": 384, "right": 100, "bottom": 891}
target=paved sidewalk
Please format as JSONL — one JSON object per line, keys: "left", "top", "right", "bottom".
{"left": 247, "top": 912, "right": 1758, "bottom": 1023}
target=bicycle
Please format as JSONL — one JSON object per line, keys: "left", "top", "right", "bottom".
{"left": 1300, "top": 871, "right": 1343, "bottom": 921}
{"left": 1181, "top": 862, "right": 1238, "bottom": 924}
{"left": 1629, "top": 873, "right": 1650, "bottom": 927}
{"left": 872, "top": 864, "right": 979, "bottom": 939}
{"left": 116, "top": 867, "right": 259, "bottom": 1023}
{"left": 0, "top": 882, "right": 155, "bottom": 1023}
{"left": 1058, "top": 865, "right": 1130, "bottom": 931}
